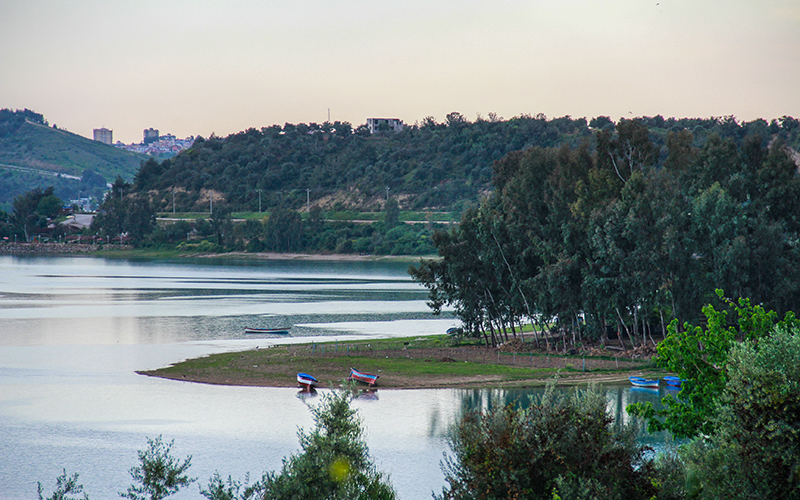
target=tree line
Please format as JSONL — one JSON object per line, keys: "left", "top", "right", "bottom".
{"left": 85, "top": 177, "right": 440, "bottom": 255}
{"left": 411, "top": 118, "right": 800, "bottom": 347}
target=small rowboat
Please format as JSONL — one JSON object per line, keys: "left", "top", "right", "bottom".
{"left": 349, "top": 367, "right": 379, "bottom": 386}
{"left": 446, "top": 327, "right": 459, "bottom": 335}
{"left": 664, "top": 376, "right": 683, "bottom": 387}
{"left": 297, "top": 372, "right": 318, "bottom": 389}
{"left": 245, "top": 327, "right": 290, "bottom": 335}
{"left": 629, "top": 376, "right": 660, "bottom": 388}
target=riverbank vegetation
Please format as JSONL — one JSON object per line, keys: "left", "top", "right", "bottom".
{"left": 411, "top": 119, "right": 800, "bottom": 348}
{"left": 432, "top": 296, "right": 800, "bottom": 499}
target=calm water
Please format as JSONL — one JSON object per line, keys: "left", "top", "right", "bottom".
{"left": 0, "top": 255, "right": 667, "bottom": 499}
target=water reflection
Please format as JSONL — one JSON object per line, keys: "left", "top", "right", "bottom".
{"left": 0, "top": 256, "right": 678, "bottom": 500}
{"left": 447, "top": 385, "right": 676, "bottom": 454}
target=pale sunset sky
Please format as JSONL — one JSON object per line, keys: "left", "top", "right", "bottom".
{"left": 2, "top": 0, "right": 799, "bottom": 144}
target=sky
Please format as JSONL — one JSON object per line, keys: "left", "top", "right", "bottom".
{"left": 2, "top": 0, "right": 799, "bottom": 145}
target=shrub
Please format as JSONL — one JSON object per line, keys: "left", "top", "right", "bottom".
{"left": 681, "top": 327, "right": 800, "bottom": 499}
{"left": 261, "top": 388, "right": 396, "bottom": 500}
{"left": 436, "top": 380, "right": 656, "bottom": 500}
{"left": 120, "top": 436, "right": 194, "bottom": 500}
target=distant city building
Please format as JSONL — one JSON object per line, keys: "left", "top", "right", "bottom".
{"left": 367, "top": 118, "right": 404, "bottom": 134}
{"left": 93, "top": 127, "right": 113, "bottom": 145}
{"left": 143, "top": 128, "right": 159, "bottom": 144}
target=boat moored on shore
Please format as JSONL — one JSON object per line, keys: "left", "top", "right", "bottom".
{"left": 297, "top": 372, "right": 318, "bottom": 389}
{"left": 629, "top": 376, "right": 660, "bottom": 388}
{"left": 349, "top": 367, "right": 379, "bottom": 386}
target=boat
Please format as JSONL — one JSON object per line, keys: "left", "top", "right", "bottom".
{"left": 349, "top": 367, "right": 379, "bottom": 386}
{"left": 629, "top": 376, "right": 660, "bottom": 388}
{"left": 297, "top": 372, "right": 318, "bottom": 389}
{"left": 245, "top": 327, "right": 290, "bottom": 335}
{"left": 446, "top": 327, "right": 459, "bottom": 336}
{"left": 664, "top": 376, "right": 683, "bottom": 387}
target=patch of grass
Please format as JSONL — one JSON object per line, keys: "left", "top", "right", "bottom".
{"left": 139, "top": 335, "right": 662, "bottom": 389}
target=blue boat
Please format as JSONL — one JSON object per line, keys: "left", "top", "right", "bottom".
{"left": 664, "top": 376, "right": 683, "bottom": 387}
{"left": 297, "top": 372, "right": 318, "bottom": 389}
{"left": 629, "top": 376, "right": 660, "bottom": 388}
{"left": 349, "top": 367, "right": 379, "bottom": 386}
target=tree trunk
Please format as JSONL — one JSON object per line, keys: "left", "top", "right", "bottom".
{"left": 615, "top": 308, "right": 631, "bottom": 351}
{"left": 528, "top": 319, "right": 540, "bottom": 348}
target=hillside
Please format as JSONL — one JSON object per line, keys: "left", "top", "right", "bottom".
{"left": 130, "top": 114, "right": 800, "bottom": 214}
{"left": 0, "top": 109, "right": 148, "bottom": 210}
{"left": 132, "top": 114, "right": 593, "bottom": 213}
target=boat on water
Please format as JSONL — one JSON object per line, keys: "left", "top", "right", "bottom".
{"left": 629, "top": 376, "right": 660, "bottom": 388}
{"left": 664, "top": 376, "right": 683, "bottom": 387}
{"left": 245, "top": 327, "right": 290, "bottom": 335}
{"left": 349, "top": 367, "right": 379, "bottom": 386}
{"left": 297, "top": 372, "right": 318, "bottom": 389}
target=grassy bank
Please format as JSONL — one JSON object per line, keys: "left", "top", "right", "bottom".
{"left": 138, "top": 335, "right": 663, "bottom": 389}
{"left": 89, "top": 247, "right": 433, "bottom": 262}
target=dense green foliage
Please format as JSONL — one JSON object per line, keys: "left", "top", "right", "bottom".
{"left": 412, "top": 118, "right": 800, "bottom": 346}
{"left": 130, "top": 113, "right": 592, "bottom": 213}
{"left": 437, "top": 381, "right": 656, "bottom": 500}
{"left": 628, "top": 290, "right": 799, "bottom": 438}
{"left": 128, "top": 114, "right": 800, "bottom": 214}
{"left": 92, "top": 178, "right": 156, "bottom": 245}
{"left": 0, "top": 109, "right": 147, "bottom": 211}
{"left": 0, "top": 185, "right": 65, "bottom": 241}
{"left": 665, "top": 327, "right": 800, "bottom": 499}
{"left": 137, "top": 203, "right": 440, "bottom": 255}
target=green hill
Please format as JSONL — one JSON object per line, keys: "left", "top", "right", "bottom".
{"left": 129, "top": 114, "right": 800, "bottom": 215}
{"left": 0, "top": 108, "right": 148, "bottom": 211}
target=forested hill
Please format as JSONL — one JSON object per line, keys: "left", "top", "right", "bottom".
{"left": 0, "top": 108, "right": 147, "bottom": 210}
{"left": 132, "top": 114, "right": 590, "bottom": 212}
{"left": 131, "top": 113, "right": 800, "bottom": 213}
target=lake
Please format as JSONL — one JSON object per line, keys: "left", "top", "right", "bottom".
{"left": 0, "top": 255, "right": 668, "bottom": 499}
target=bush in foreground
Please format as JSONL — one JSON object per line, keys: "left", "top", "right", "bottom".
{"left": 260, "top": 387, "right": 396, "bottom": 500}
{"left": 679, "top": 327, "right": 800, "bottom": 499}
{"left": 436, "top": 380, "right": 656, "bottom": 500}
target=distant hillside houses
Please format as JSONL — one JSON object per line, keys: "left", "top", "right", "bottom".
{"left": 115, "top": 131, "right": 195, "bottom": 156}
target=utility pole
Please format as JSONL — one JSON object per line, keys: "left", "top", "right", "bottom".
{"left": 210, "top": 193, "right": 213, "bottom": 215}
{"left": 172, "top": 189, "right": 175, "bottom": 214}
{"left": 386, "top": 186, "right": 390, "bottom": 200}
{"left": 306, "top": 188, "right": 310, "bottom": 212}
